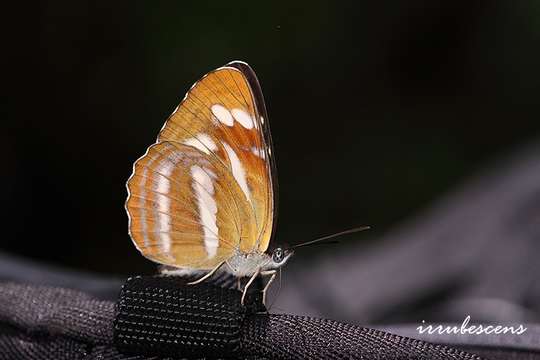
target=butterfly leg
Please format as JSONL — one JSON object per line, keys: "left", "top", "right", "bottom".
{"left": 241, "top": 268, "right": 261, "bottom": 305}
{"left": 260, "top": 270, "right": 277, "bottom": 307}
{"left": 187, "top": 261, "right": 225, "bottom": 285}
{"left": 222, "top": 260, "right": 241, "bottom": 290}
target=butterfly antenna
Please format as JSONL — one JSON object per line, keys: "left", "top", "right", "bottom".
{"left": 290, "top": 226, "right": 370, "bottom": 249}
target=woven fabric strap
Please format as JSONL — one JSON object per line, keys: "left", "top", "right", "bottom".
{"left": 114, "top": 275, "right": 261, "bottom": 358}
{"left": 113, "top": 275, "right": 484, "bottom": 359}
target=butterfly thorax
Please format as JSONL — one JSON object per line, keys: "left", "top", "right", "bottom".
{"left": 226, "top": 246, "right": 293, "bottom": 277}
{"left": 226, "top": 251, "right": 273, "bottom": 277}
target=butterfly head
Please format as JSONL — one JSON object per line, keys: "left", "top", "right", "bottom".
{"left": 268, "top": 246, "right": 293, "bottom": 269}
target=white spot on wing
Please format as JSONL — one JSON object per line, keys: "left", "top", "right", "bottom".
{"left": 211, "top": 104, "right": 234, "bottom": 126}
{"left": 139, "top": 152, "right": 160, "bottom": 246}
{"left": 154, "top": 159, "right": 174, "bottom": 253}
{"left": 251, "top": 146, "right": 265, "bottom": 159}
{"left": 154, "top": 194, "right": 170, "bottom": 214}
{"left": 155, "top": 160, "right": 173, "bottom": 193}
{"left": 197, "top": 134, "right": 217, "bottom": 151}
{"left": 223, "top": 142, "right": 251, "bottom": 203}
{"left": 183, "top": 133, "right": 218, "bottom": 155}
{"left": 191, "top": 165, "right": 219, "bottom": 258}
{"left": 231, "top": 108, "right": 254, "bottom": 129}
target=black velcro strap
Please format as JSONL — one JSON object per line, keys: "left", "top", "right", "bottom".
{"left": 114, "top": 275, "right": 257, "bottom": 359}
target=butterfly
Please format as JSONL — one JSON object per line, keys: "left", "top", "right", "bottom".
{"left": 125, "top": 61, "right": 290, "bottom": 305}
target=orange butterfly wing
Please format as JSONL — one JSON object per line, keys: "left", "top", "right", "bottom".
{"left": 126, "top": 62, "right": 276, "bottom": 269}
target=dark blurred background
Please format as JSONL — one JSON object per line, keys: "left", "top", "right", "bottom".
{"left": 2, "top": 1, "right": 540, "bottom": 276}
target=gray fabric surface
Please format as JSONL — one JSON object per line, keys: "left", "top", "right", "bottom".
{"left": 0, "top": 280, "right": 487, "bottom": 359}
{"left": 276, "top": 143, "right": 540, "bottom": 326}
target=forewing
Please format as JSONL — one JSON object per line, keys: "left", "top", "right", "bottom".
{"left": 157, "top": 62, "right": 276, "bottom": 253}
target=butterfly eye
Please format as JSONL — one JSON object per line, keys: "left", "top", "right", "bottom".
{"left": 272, "top": 247, "right": 284, "bottom": 263}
